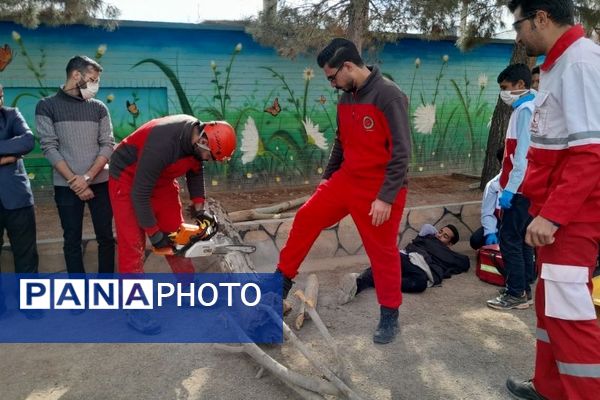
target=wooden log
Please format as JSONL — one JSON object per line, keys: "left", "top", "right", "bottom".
{"left": 214, "top": 343, "right": 339, "bottom": 396}
{"left": 294, "top": 274, "right": 319, "bottom": 330}
{"left": 254, "top": 195, "right": 310, "bottom": 214}
{"left": 228, "top": 195, "right": 310, "bottom": 222}
{"left": 228, "top": 210, "right": 297, "bottom": 223}
{"left": 296, "top": 290, "right": 349, "bottom": 382}
{"left": 258, "top": 305, "right": 367, "bottom": 400}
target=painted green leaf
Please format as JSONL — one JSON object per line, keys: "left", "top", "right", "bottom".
{"left": 267, "top": 130, "right": 302, "bottom": 153}
{"left": 131, "top": 58, "right": 193, "bottom": 115}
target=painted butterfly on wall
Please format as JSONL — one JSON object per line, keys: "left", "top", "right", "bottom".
{"left": 126, "top": 100, "right": 139, "bottom": 117}
{"left": 0, "top": 44, "right": 13, "bottom": 72}
{"left": 264, "top": 97, "right": 281, "bottom": 116}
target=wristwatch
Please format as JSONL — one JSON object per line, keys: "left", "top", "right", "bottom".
{"left": 83, "top": 174, "right": 91, "bottom": 183}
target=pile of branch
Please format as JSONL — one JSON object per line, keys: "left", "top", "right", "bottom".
{"left": 228, "top": 196, "right": 310, "bottom": 223}
{"left": 215, "top": 276, "right": 364, "bottom": 400}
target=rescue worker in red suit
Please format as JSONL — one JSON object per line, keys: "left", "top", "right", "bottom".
{"left": 109, "top": 115, "right": 236, "bottom": 275}
{"left": 506, "top": 0, "right": 600, "bottom": 399}
{"left": 275, "top": 38, "right": 411, "bottom": 345}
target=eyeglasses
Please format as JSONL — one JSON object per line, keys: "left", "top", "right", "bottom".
{"left": 326, "top": 64, "right": 344, "bottom": 82}
{"left": 512, "top": 12, "right": 537, "bottom": 30}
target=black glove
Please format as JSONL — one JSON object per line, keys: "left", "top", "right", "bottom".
{"left": 149, "top": 231, "right": 174, "bottom": 249}
{"left": 191, "top": 209, "right": 218, "bottom": 241}
{"left": 193, "top": 209, "right": 216, "bottom": 225}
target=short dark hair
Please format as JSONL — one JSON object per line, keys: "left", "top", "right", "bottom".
{"left": 507, "top": 0, "right": 574, "bottom": 26}
{"left": 317, "top": 38, "right": 363, "bottom": 68}
{"left": 445, "top": 224, "right": 460, "bottom": 245}
{"left": 66, "top": 55, "right": 103, "bottom": 77}
{"left": 531, "top": 65, "right": 540, "bottom": 75}
{"left": 497, "top": 63, "right": 532, "bottom": 89}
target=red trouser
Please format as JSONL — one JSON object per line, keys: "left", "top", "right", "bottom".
{"left": 108, "top": 178, "right": 195, "bottom": 274}
{"left": 532, "top": 221, "right": 600, "bottom": 400}
{"left": 277, "top": 171, "right": 407, "bottom": 309}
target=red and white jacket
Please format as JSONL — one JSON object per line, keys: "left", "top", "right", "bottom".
{"left": 522, "top": 25, "right": 600, "bottom": 225}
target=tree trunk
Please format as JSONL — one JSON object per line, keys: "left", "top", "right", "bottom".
{"left": 459, "top": 0, "right": 469, "bottom": 37}
{"left": 347, "top": 0, "right": 369, "bottom": 52}
{"left": 479, "top": 43, "right": 532, "bottom": 190}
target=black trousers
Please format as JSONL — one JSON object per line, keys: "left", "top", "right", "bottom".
{"left": 54, "top": 182, "right": 115, "bottom": 274}
{"left": 0, "top": 203, "right": 38, "bottom": 273}
{"left": 357, "top": 253, "right": 428, "bottom": 294}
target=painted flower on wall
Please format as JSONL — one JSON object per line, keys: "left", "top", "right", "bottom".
{"left": 413, "top": 103, "right": 436, "bottom": 134}
{"left": 478, "top": 73, "right": 488, "bottom": 89}
{"left": 11, "top": 31, "right": 20, "bottom": 42}
{"left": 303, "top": 67, "right": 314, "bottom": 81}
{"left": 442, "top": 54, "right": 449, "bottom": 63}
{"left": 240, "top": 116, "right": 264, "bottom": 164}
{"left": 96, "top": 44, "right": 107, "bottom": 59}
{"left": 414, "top": 58, "right": 421, "bottom": 68}
{"left": 302, "top": 118, "right": 327, "bottom": 150}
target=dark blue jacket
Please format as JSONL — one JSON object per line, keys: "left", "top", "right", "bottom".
{"left": 0, "top": 107, "right": 35, "bottom": 209}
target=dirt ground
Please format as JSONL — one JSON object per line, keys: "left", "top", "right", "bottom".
{"left": 0, "top": 257, "right": 538, "bottom": 400}
{"left": 0, "top": 173, "right": 542, "bottom": 400}
{"left": 32, "top": 174, "right": 482, "bottom": 240}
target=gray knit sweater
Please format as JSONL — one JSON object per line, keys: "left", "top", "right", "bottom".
{"left": 36, "top": 88, "right": 115, "bottom": 186}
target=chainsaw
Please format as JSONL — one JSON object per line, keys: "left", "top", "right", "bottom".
{"left": 153, "top": 216, "right": 256, "bottom": 258}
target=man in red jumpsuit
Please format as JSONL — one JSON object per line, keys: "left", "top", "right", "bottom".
{"left": 109, "top": 115, "right": 235, "bottom": 334}
{"left": 109, "top": 115, "right": 236, "bottom": 275}
{"left": 506, "top": 0, "right": 600, "bottom": 399}
{"left": 275, "top": 38, "right": 411, "bottom": 344}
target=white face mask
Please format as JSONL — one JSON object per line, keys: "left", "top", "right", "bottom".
{"left": 80, "top": 81, "right": 99, "bottom": 100}
{"left": 500, "top": 89, "right": 529, "bottom": 106}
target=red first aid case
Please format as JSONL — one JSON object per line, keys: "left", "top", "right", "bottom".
{"left": 476, "top": 244, "right": 506, "bottom": 286}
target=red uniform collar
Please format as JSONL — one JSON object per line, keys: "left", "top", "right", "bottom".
{"left": 541, "top": 24, "right": 585, "bottom": 72}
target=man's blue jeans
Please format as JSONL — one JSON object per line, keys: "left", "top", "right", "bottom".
{"left": 499, "top": 193, "right": 535, "bottom": 297}
{"left": 54, "top": 182, "right": 115, "bottom": 274}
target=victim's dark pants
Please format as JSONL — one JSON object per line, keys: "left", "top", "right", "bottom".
{"left": 357, "top": 253, "right": 428, "bottom": 294}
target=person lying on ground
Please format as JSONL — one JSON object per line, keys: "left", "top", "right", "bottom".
{"left": 338, "top": 224, "right": 470, "bottom": 304}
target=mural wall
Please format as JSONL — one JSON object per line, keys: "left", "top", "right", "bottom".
{"left": 0, "top": 21, "right": 515, "bottom": 192}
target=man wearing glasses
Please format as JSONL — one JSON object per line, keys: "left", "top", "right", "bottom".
{"left": 275, "top": 38, "right": 411, "bottom": 344}
{"left": 505, "top": 0, "right": 600, "bottom": 399}
{"left": 36, "top": 56, "right": 115, "bottom": 276}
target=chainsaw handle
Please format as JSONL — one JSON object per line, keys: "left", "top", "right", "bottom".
{"left": 202, "top": 219, "right": 219, "bottom": 241}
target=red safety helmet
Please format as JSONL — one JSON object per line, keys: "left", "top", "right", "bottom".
{"left": 202, "top": 121, "right": 237, "bottom": 161}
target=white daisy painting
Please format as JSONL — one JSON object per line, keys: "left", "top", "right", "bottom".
{"left": 240, "top": 116, "right": 263, "bottom": 164}
{"left": 302, "top": 118, "right": 328, "bottom": 150}
{"left": 413, "top": 103, "right": 436, "bottom": 134}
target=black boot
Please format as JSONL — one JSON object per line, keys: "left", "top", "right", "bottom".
{"left": 275, "top": 268, "right": 294, "bottom": 299}
{"left": 373, "top": 306, "right": 399, "bottom": 344}
{"left": 506, "top": 377, "right": 546, "bottom": 400}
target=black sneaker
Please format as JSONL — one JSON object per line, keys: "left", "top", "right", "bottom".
{"left": 498, "top": 288, "right": 533, "bottom": 305}
{"left": 373, "top": 306, "right": 399, "bottom": 344}
{"left": 487, "top": 292, "right": 529, "bottom": 310}
{"left": 506, "top": 377, "right": 546, "bottom": 400}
